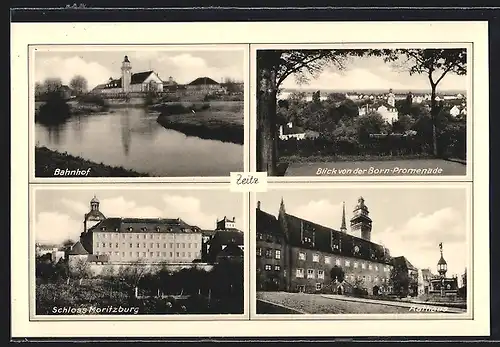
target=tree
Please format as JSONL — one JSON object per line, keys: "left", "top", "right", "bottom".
{"left": 257, "top": 49, "right": 365, "bottom": 174}
{"left": 71, "top": 258, "right": 91, "bottom": 285}
{"left": 62, "top": 239, "right": 75, "bottom": 249}
{"left": 379, "top": 49, "right": 467, "bottom": 156}
{"left": 389, "top": 264, "right": 410, "bottom": 297}
{"left": 70, "top": 75, "right": 88, "bottom": 95}
{"left": 43, "top": 77, "right": 63, "bottom": 93}
{"left": 35, "top": 81, "right": 44, "bottom": 96}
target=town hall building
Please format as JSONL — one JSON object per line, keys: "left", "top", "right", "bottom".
{"left": 256, "top": 197, "right": 398, "bottom": 295}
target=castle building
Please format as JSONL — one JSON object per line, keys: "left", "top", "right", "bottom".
{"left": 92, "top": 56, "right": 164, "bottom": 94}
{"left": 78, "top": 195, "right": 204, "bottom": 264}
{"left": 256, "top": 197, "right": 396, "bottom": 295}
{"left": 205, "top": 216, "right": 244, "bottom": 263}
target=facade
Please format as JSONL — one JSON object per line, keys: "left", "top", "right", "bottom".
{"left": 92, "top": 56, "right": 164, "bottom": 95}
{"left": 256, "top": 198, "right": 396, "bottom": 295}
{"left": 358, "top": 103, "right": 398, "bottom": 124}
{"left": 78, "top": 196, "right": 203, "bottom": 264}
{"left": 392, "top": 256, "right": 419, "bottom": 297}
{"left": 278, "top": 122, "right": 320, "bottom": 141}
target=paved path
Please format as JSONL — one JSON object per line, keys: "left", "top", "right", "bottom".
{"left": 321, "top": 294, "right": 466, "bottom": 314}
{"left": 284, "top": 159, "right": 466, "bottom": 176}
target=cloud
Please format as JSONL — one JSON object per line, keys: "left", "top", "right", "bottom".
{"left": 35, "top": 55, "right": 113, "bottom": 89}
{"left": 288, "top": 199, "right": 344, "bottom": 231}
{"left": 36, "top": 194, "right": 221, "bottom": 245}
{"left": 372, "top": 207, "right": 467, "bottom": 277}
{"left": 35, "top": 212, "right": 82, "bottom": 245}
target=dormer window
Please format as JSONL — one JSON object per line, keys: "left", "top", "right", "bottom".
{"left": 101, "top": 227, "right": 106, "bottom": 231}
{"left": 141, "top": 227, "right": 147, "bottom": 232}
{"left": 155, "top": 226, "right": 160, "bottom": 232}
{"left": 127, "top": 227, "right": 133, "bottom": 232}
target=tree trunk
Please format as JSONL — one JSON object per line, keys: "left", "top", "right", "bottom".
{"left": 257, "top": 52, "right": 280, "bottom": 175}
{"left": 430, "top": 85, "right": 438, "bottom": 156}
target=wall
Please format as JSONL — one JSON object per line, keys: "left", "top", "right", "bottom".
{"left": 77, "top": 261, "right": 214, "bottom": 277}
{"left": 92, "top": 231, "right": 203, "bottom": 263}
{"left": 256, "top": 236, "right": 286, "bottom": 291}
{"left": 288, "top": 246, "right": 392, "bottom": 293}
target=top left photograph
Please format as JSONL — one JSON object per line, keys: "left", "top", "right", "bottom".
{"left": 30, "top": 45, "right": 247, "bottom": 178}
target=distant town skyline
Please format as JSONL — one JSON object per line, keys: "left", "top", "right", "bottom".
{"left": 280, "top": 54, "right": 467, "bottom": 93}
{"left": 257, "top": 187, "right": 468, "bottom": 281}
{"left": 34, "top": 189, "right": 244, "bottom": 245}
{"left": 34, "top": 49, "right": 245, "bottom": 89}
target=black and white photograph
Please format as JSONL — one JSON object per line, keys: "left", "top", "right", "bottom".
{"left": 255, "top": 185, "right": 469, "bottom": 315}
{"left": 256, "top": 48, "right": 468, "bottom": 177}
{"left": 33, "top": 47, "right": 245, "bottom": 178}
{"left": 32, "top": 187, "right": 245, "bottom": 316}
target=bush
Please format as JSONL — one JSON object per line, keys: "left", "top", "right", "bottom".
{"left": 77, "top": 93, "right": 108, "bottom": 107}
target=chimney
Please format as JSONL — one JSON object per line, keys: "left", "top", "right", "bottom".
{"left": 257, "top": 201, "right": 261, "bottom": 210}
{"left": 232, "top": 217, "right": 235, "bottom": 222}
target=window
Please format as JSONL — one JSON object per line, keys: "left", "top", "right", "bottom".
{"left": 150, "top": 252, "right": 154, "bottom": 257}
{"left": 257, "top": 233, "right": 263, "bottom": 240}
{"left": 143, "top": 252, "right": 146, "bottom": 257}
{"left": 102, "top": 242, "right": 106, "bottom": 247}
{"left": 312, "top": 254, "right": 319, "bottom": 262}
{"left": 367, "top": 275, "right": 371, "bottom": 281}
{"left": 136, "top": 252, "right": 140, "bottom": 257}
{"left": 176, "top": 252, "right": 180, "bottom": 257}
{"left": 325, "top": 257, "right": 331, "bottom": 264}
{"left": 256, "top": 248, "right": 262, "bottom": 257}
{"left": 318, "top": 270, "right": 325, "bottom": 279}
{"left": 182, "top": 252, "right": 185, "bottom": 257}
{"left": 109, "top": 243, "right": 112, "bottom": 248}
{"left": 354, "top": 262, "right": 358, "bottom": 268}
{"left": 169, "top": 243, "right": 173, "bottom": 248}
{"left": 137, "top": 235, "right": 140, "bottom": 239}
{"left": 350, "top": 274, "right": 355, "bottom": 281}
{"left": 298, "top": 252, "right": 306, "bottom": 261}
{"left": 275, "top": 265, "right": 281, "bottom": 271}
{"left": 157, "top": 252, "right": 160, "bottom": 257}
{"left": 122, "top": 252, "right": 125, "bottom": 257}
{"left": 188, "top": 252, "right": 191, "bottom": 258}
{"left": 169, "top": 252, "right": 173, "bottom": 257}
{"left": 129, "top": 243, "right": 133, "bottom": 248}
{"left": 375, "top": 265, "right": 379, "bottom": 271}
{"left": 369, "top": 264, "right": 373, "bottom": 270}
{"left": 265, "top": 264, "right": 272, "bottom": 271}
{"left": 345, "top": 260, "right": 350, "bottom": 267}
{"left": 296, "top": 268, "right": 304, "bottom": 278}
{"left": 362, "top": 263, "right": 366, "bottom": 269}
{"left": 122, "top": 234, "right": 126, "bottom": 239}
{"left": 176, "top": 243, "right": 180, "bottom": 248}
{"left": 150, "top": 234, "right": 153, "bottom": 239}
{"left": 275, "top": 250, "right": 281, "bottom": 259}
{"left": 307, "top": 269, "right": 315, "bottom": 279}
{"left": 150, "top": 243, "right": 153, "bottom": 248}
{"left": 335, "top": 259, "right": 341, "bottom": 266}
{"left": 193, "top": 243, "right": 197, "bottom": 248}
{"left": 143, "top": 243, "right": 146, "bottom": 248}
{"left": 188, "top": 243, "right": 191, "bottom": 248}
{"left": 101, "top": 227, "right": 106, "bottom": 231}
{"left": 156, "top": 243, "right": 160, "bottom": 248}
{"left": 143, "top": 235, "right": 146, "bottom": 239}
{"left": 265, "top": 249, "right": 272, "bottom": 258}
{"left": 316, "top": 283, "right": 322, "bottom": 291}
{"left": 375, "top": 276, "right": 379, "bottom": 282}
{"left": 115, "top": 252, "right": 119, "bottom": 256}
{"left": 182, "top": 243, "right": 186, "bottom": 248}
{"left": 127, "top": 227, "right": 133, "bottom": 232}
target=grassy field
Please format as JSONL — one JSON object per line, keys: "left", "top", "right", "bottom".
{"left": 257, "top": 292, "right": 424, "bottom": 314}
{"left": 35, "top": 146, "right": 148, "bottom": 177}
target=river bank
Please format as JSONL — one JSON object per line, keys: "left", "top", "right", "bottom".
{"left": 35, "top": 146, "right": 149, "bottom": 177}
{"left": 153, "top": 101, "right": 244, "bottom": 145}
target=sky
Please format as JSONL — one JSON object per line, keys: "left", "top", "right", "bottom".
{"left": 34, "top": 188, "right": 244, "bottom": 245}
{"left": 279, "top": 54, "right": 468, "bottom": 93}
{"left": 34, "top": 49, "right": 244, "bottom": 89}
{"left": 257, "top": 187, "right": 468, "bottom": 281}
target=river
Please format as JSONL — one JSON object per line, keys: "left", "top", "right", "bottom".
{"left": 34, "top": 107, "right": 243, "bottom": 177}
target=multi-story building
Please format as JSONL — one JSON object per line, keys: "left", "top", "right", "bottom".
{"left": 78, "top": 196, "right": 203, "bottom": 264}
{"left": 256, "top": 197, "right": 397, "bottom": 295}
{"left": 205, "top": 216, "right": 244, "bottom": 263}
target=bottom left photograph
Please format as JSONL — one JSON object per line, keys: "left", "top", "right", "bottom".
{"left": 30, "top": 185, "right": 246, "bottom": 318}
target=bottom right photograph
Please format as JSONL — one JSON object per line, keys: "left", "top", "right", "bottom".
{"left": 254, "top": 184, "right": 470, "bottom": 316}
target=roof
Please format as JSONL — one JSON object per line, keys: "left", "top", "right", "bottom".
{"left": 131, "top": 71, "right": 155, "bottom": 84}
{"left": 209, "top": 229, "right": 244, "bottom": 246}
{"left": 85, "top": 209, "right": 106, "bottom": 221}
{"left": 188, "top": 77, "right": 219, "bottom": 86}
{"left": 279, "top": 211, "right": 391, "bottom": 264}
{"left": 393, "top": 256, "right": 417, "bottom": 270}
{"left": 67, "top": 241, "right": 89, "bottom": 255}
{"left": 87, "top": 217, "right": 202, "bottom": 234}
{"left": 90, "top": 195, "right": 99, "bottom": 203}
{"left": 256, "top": 208, "right": 283, "bottom": 237}
{"left": 438, "top": 255, "right": 447, "bottom": 265}
{"left": 217, "top": 243, "right": 244, "bottom": 258}
{"left": 87, "top": 254, "right": 109, "bottom": 262}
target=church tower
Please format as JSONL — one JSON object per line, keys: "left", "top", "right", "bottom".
{"left": 121, "top": 55, "right": 132, "bottom": 93}
{"left": 83, "top": 195, "right": 106, "bottom": 233}
{"left": 340, "top": 201, "right": 347, "bottom": 233}
{"left": 350, "top": 196, "right": 372, "bottom": 241}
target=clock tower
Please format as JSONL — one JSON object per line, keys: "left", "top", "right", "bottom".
{"left": 121, "top": 55, "right": 132, "bottom": 93}
{"left": 350, "top": 196, "right": 372, "bottom": 241}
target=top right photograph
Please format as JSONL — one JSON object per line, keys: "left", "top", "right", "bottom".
{"left": 256, "top": 47, "right": 469, "bottom": 177}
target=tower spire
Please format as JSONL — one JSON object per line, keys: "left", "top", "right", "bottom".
{"left": 340, "top": 201, "right": 347, "bottom": 232}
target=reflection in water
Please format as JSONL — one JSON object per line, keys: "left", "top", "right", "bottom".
{"left": 35, "top": 107, "right": 243, "bottom": 176}
{"left": 120, "top": 108, "right": 132, "bottom": 156}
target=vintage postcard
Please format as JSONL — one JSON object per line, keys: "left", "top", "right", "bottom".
{"left": 11, "top": 21, "right": 489, "bottom": 338}
{"left": 30, "top": 45, "right": 248, "bottom": 180}
{"left": 30, "top": 185, "right": 248, "bottom": 319}
{"left": 253, "top": 183, "right": 471, "bottom": 318}
{"left": 254, "top": 44, "right": 472, "bottom": 181}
